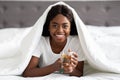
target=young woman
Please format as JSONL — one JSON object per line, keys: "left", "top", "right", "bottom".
{"left": 22, "top": 4, "right": 85, "bottom": 77}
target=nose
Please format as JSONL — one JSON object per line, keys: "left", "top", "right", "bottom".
{"left": 57, "top": 26, "right": 64, "bottom": 33}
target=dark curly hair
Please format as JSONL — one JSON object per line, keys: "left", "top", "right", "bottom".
{"left": 42, "top": 4, "right": 78, "bottom": 36}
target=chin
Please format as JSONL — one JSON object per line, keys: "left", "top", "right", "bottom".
{"left": 55, "top": 39, "right": 66, "bottom": 43}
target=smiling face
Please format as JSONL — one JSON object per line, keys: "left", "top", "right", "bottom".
{"left": 49, "top": 14, "right": 71, "bottom": 44}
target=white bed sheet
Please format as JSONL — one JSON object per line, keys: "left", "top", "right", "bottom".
{"left": 0, "top": 72, "right": 120, "bottom": 80}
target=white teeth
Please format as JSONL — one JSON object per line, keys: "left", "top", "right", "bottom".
{"left": 56, "top": 35, "right": 64, "bottom": 38}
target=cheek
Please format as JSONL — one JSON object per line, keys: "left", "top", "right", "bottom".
{"left": 49, "top": 28, "right": 55, "bottom": 35}
{"left": 66, "top": 28, "right": 71, "bottom": 35}
{"left": 49, "top": 29, "right": 53, "bottom": 34}
{"left": 68, "top": 27, "right": 71, "bottom": 33}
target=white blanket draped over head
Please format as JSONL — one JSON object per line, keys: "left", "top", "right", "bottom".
{"left": 0, "top": 1, "right": 120, "bottom": 75}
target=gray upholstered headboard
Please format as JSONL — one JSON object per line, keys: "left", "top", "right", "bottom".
{"left": 0, "top": 1, "right": 120, "bottom": 28}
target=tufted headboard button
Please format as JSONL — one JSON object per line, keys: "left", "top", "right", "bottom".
{"left": 19, "top": 21, "right": 25, "bottom": 27}
{"left": 105, "top": 6, "right": 111, "bottom": 12}
{"left": 2, "top": 20, "right": 8, "bottom": 28}
{"left": 36, "top": 6, "right": 41, "bottom": 11}
{"left": 2, "top": 5, "right": 7, "bottom": 12}
{"left": 0, "top": 5, "right": 7, "bottom": 14}
{"left": 85, "top": 6, "right": 90, "bottom": 12}
{"left": 104, "top": 22, "right": 109, "bottom": 27}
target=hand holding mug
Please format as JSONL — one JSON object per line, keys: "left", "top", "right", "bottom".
{"left": 60, "top": 49, "right": 78, "bottom": 73}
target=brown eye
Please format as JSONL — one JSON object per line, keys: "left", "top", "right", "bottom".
{"left": 52, "top": 24, "right": 58, "bottom": 28}
{"left": 63, "top": 25, "right": 68, "bottom": 29}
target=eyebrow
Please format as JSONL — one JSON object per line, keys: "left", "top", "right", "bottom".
{"left": 52, "top": 22, "right": 68, "bottom": 25}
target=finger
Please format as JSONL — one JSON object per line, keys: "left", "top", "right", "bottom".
{"left": 68, "top": 66, "right": 73, "bottom": 73}
{"left": 71, "top": 56, "right": 78, "bottom": 61}
{"left": 63, "top": 63, "right": 70, "bottom": 68}
{"left": 68, "top": 49, "right": 72, "bottom": 52}
{"left": 72, "top": 52, "right": 78, "bottom": 58}
{"left": 63, "top": 66, "right": 73, "bottom": 73}
{"left": 71, "top": 62, "right": 77, "bottom": 68}
{"left": 71, "top": 58, "right": 78, "bottom": 66}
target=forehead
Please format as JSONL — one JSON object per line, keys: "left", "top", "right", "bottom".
{"left": 50, "top": 14, "right": 70, "bottom": 24}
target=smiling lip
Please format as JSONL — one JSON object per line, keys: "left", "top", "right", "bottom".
{"left": 55, "top": 34, "right": 65, "bottom": 39}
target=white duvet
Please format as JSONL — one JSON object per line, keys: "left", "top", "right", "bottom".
{"left": 0, "top": 1, "right": 120, "bottom": 80}
{"left": 0, "top": 25, "right": 120, "bottom": 80}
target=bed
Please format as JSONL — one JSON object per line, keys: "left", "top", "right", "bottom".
{"left": 0, "top": 1, "right": 120, "bottom": 80}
